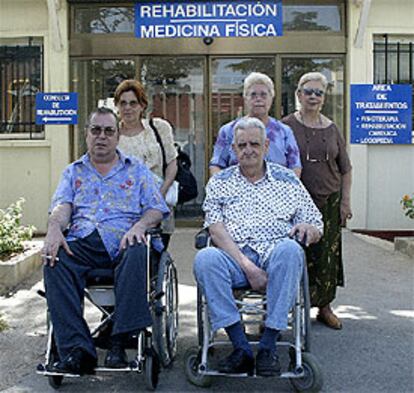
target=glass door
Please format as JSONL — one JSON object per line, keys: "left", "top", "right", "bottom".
{"left": 210, "top": 57, "right": 276, "bottom": 142}
{"left": 140, "top": 57, "right": 206, "bottom": 220}
{"left": 71, "top": 59, "right": 135, "bottom": 157}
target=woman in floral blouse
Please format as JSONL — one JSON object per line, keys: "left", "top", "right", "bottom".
{"left": 114, "top": 80, "right": 177, "bottom": 248}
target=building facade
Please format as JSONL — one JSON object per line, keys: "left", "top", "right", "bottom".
{"left": 0, "top": 0, "right": 413, "bottom": 233}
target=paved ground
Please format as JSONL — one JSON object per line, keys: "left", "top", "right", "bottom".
{"left": 0, "top": 228, "right": 413, "bottom": 392}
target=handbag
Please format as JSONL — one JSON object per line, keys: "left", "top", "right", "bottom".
{"left": 149, "top": 118, "right": 198, "bottom": 205}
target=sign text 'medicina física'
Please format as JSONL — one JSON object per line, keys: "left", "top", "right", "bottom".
{"left": 135, "top": 1, "right": 283, "bottom": 39}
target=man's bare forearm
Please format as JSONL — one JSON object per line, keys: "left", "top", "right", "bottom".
{"left": 133, "top": 208, "right": 163, "bottom": 231}
{"left": 48, "top": 203, "right": 72, "bottom": 232}
{"left": 209, "top": 222, "right": 251, "bottom": 271}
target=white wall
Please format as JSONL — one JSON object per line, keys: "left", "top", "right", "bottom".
{"left": 0, "top": 0, "right": 70, "bottom": 233}
{"left": 348, "top": 0, "right": 414, "bottom": 230}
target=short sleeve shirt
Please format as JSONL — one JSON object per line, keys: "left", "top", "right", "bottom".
{"left": 203, "top": 162, "right": 323, "bottom": 264}
{"left": 209, "top": 117, "right": 302, "bottom": 170}
{"left": 282, "top": 114, "right": 352, "bottom": 209}
{"left": 49, "top": 150, "right": 170, "bottom": 259}
{"left": 118, "top": 118, "right": 178, "bottom": 179}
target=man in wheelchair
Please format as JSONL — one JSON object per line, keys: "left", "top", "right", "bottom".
{"left": 194, "top": 117, "right": 323, "bottom": 377}
{"left": 41, "top": 107, "right": 169, "bottom": 376}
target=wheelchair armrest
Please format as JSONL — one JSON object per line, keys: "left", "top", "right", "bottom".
{"left": 195, "top": 228, "right": 210, "bottom": 249}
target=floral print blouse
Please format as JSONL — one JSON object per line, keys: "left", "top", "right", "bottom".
{"left": 50, "top": 150, "right": 169, "bottom": 259}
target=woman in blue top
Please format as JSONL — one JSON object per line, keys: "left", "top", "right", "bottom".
{"left": 209, "top": 72, "right": 302, "bottom": 177}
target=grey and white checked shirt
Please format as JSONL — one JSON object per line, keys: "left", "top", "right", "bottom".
{"left": 203, "top": 162, "right": 323, "bottom": 264}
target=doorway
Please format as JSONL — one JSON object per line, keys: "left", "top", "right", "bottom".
{"left": 71, "top": 55, "right": 345, "bottom": 219}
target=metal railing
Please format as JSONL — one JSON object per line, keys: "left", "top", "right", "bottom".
{"left": 0, "top": 38, "right": 44, "bottom": 139}
{"left": 374, "top": 34, "right": 413, "bottom": 85}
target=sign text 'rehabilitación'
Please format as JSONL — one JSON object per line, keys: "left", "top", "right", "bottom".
{"left": 135, "top": 1, "right": 283, "bottom": 39}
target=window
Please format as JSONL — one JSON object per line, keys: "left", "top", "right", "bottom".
{"left": 374, "top": 35, "right": 414, "bottom": 130}
{"left": 0, "top": 38, "right": 43, "bottom": 139}
{"left": 374, "top": 35, "right": 413, "bottom": 85}
{"left": 283, "top": 4, "right": 342, "bottom": 32}
{"left": 74, "top": 7, "right": 134, "bottom": 34}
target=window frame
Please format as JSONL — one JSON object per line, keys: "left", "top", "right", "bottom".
{"left": 0, "top": 37, "right": 44, "bottom": 140}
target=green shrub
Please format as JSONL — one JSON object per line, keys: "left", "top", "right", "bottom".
{"left": 0, "top": 313, "right": 8, "bottom": 332}
{"left": 0, "top": 198, "right": 35, "bottom": 260}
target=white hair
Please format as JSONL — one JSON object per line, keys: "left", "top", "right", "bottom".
{"left": 233, "top": 117, "right": 267, "bottom": 144}
{"left": 243, "top": 72, "right": 275, "bottom": 98}
{"left": 296, "top": 72, "right": 328, "bottom": 95}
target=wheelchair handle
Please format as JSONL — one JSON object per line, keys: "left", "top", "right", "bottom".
{"left": 146, "top": 227, "right": 162, "bottom": 236}
{"left": 195, "top": 228, "right": 209, "bottom": 249}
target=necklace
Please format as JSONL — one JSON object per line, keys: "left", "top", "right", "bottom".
{"left": 298, "top": 111, "right": 323, "bottom": 129}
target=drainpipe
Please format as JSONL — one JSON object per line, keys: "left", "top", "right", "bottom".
{"left": 354, "top": 0, "right": 372, "bottom": 48}
{"left": 46, "top": 0, "right": 63, "bottom": 52}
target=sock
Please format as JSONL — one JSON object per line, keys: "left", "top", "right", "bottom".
{"left": 110, "top": 332, "right": 128, "bottom": 347}
{"left": 259, "top": 327, "right": 280, "bottom": 353}
{"left": 225, "top": 322, "right": 253, "bottom": 358}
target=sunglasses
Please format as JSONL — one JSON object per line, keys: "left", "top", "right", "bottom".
{"left": 88, "top": 125, "right": 117, "bottom": 137}
{"left": 302, "top": 88, "right": 325, "bottom": 97}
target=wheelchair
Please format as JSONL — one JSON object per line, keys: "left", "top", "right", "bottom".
{"left": 36, "top": 228, "right": 179, "bottom": 391}
{"left": 184, "top": 230, "right": 323, "bottom": 393}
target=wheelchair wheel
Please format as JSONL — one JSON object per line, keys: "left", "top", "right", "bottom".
{"left": 289, "top": 352, "right": 323, "bottom": 393}
{"left": 184, "top": 346, "right": 212, "bottom": 388}
{"left": 144, "top": 348, "right": 160, "bottom": 391}
{"left": 153, "top": 252, "right": 179, "bottom": 368}
{"left": 196, "top": 287, "right": 204, "bottom": 347}
{"left": 48, "top": 375, "right": 63, "bottom": 390}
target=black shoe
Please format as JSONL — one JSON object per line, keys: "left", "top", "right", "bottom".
{"left": 217, "top": 348, "right": 254, "bottom": 375}
{"left": 256, "top": 348, "right": 281, "bottom": 377}
{"left": 104, "top": 345, "right": 128, "bottom": 368}
{"left": 51, "top": 347, "right": 97, "bottom": 375}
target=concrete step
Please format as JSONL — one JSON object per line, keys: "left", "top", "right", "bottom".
{"left": 394, "top": 237, "right": 414, "bottom": 259}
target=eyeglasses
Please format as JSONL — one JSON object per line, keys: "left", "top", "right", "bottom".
{"left": 119, "top": 100, "right": 140, "bottom": 108}
{"left": 306, "top": 148, "right": 329, "bottom": 162}
{"left": 301, "top": 88, "right": 325, "bottom": 97}
{"left": 247, "top": 91, "right": 269, "bottom": 100}
{"left": 305, "top": 136, "right": 329, "bottom": 162}
{"left": 88, "top": 125, "right": 117, "bottom": 137}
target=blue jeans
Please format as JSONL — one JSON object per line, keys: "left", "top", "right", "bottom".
{"left": 194, "top": 238, "right": 304, "bottom": 332}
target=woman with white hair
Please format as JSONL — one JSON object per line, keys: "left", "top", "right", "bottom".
{"left": 209, "top": 72, "right": 302, "bottom": 177}
{"left": 283, "top": 71, "right": 352, "bottom": 330}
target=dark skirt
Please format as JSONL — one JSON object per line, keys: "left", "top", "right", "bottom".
{"left": 306, "top": 191, "right": 344, "bottom": 307}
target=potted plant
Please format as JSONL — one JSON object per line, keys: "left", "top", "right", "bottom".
{"left": 395, "top": 194, "right": 414, "bottom": 258}
{"left": 0, "top": 198, "right": 41, "bottom": 294}
{"left": 400, "top": 194, "right": 414, "bottom": 219}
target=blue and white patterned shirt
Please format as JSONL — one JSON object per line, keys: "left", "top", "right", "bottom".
{"left": 50, "top": 150, "right": 170, "bottom": 260}
{"left": 209, "top": 117, "right": 302, "bottom": 170}
{"left": 203, "top": 162, "right": 323, "bottom": 264}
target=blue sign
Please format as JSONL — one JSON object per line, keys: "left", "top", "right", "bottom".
{"left": 135, "top": 1, "right": 283, "bottom": 39}
{"left": 351, "top": 84, "right": 412, "bottom": 144}
{"left": 36, "top": 93, "right": 78, "bottom": 125}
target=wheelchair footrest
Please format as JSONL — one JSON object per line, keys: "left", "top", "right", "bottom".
{"left": 36, "top": 364, "right": 81, "bottom": 378}
{"left": 36, "top": 362, "right": 144, "bottom": 376}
